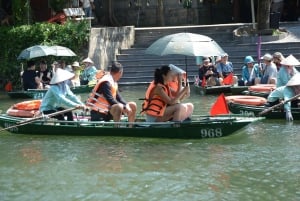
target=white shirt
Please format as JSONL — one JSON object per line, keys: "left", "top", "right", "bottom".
{"left": 80, "top": 0, "right": 94, "bottom": 8}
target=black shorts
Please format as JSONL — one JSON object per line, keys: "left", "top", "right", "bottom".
{"left": 90, "top": 110, "right": 112, "bottom": 121}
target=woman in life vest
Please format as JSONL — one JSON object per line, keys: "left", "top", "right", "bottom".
{"left": 86, "top": 62, "right": 137, "bottom": 123}
{"left": 40, "top": 68, "right": 87, "bottom": 121}
{"left": 142, "top": 65, "right": 193, "bottom": 122}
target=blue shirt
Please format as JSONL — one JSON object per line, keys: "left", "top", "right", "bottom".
{"left": 40, "top": 84, "right": 84, "bottom": 112}
{"left": 276, "top": 67, "right": 299, "bottom": 87}
{"left": 241, "top": 63, "right": 261, "bottom": 83}
{"left": 267, "top": 86, "right": 294, "bottom": 112}
{"left": 81, "top": 66, "right": 97, "bottom": 82}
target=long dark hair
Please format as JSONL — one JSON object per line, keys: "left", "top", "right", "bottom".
{"left": 154, "top": 65, "right": 171, "bottom": 84}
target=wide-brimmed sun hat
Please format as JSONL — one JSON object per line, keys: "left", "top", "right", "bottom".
{"left": 286, "top": 73, "right": 300, "bottom": 86}
{"left": 50, "top": 68, "right": 74, "bottom": 84}
{"left": 280, "top": 54, "right": 300, "bottom": 66}
{"left": 72, "top": 61, "right": 80, "bottom": 67}
{"left": 82, "top": 57, "right": 94, "bottom": 64}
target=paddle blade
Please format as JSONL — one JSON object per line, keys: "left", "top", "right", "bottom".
{"left": 210, "top": 93, "right": 229, "bottom": 116}
{"left": 223, "top": 73, "right": 233, "bottom": 85}
{"left": 201, "top": 76, "right": 206, "bottom": 87}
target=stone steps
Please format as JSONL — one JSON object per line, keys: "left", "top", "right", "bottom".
{"left": 117, "top": 23, "right": 300, "bottom": 85}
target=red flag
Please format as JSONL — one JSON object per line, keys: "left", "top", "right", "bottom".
{"left": 4, "top": 81, "right": 12, "bottom": 92}
{"left": 201, "top": 76, "right": 206, "bottom": 87}
{"left": 210, "top": 93, "right": 229, "bottom": 116}
{"left": 223, "top": 73, "right": 233, "bottom": 85}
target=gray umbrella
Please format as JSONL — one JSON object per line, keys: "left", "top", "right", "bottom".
{"left": 145, "top": 32, "right": 225, "bottom": 71}
{"left": 17, "top": 45, "right": 56, "bottom": 60}
{"left": 49, "top": 45, "right": 76, "bottom": 57}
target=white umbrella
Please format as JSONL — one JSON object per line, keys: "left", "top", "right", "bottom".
{"left": 49, "top": 45, "right": 76, "bottom": 57}
{"left": 145, "top": 32, "right": 225, "bottom": 72}
{"left": 17, "top": 45, "right": 56, "bottom": 60}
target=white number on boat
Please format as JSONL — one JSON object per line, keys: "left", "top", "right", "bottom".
{"left": 239, "top": 110, "right": 255, "bottom": 117}
{"left": 201, "top": 128, "right": 223, "bottom": 138}
{"left": 4, "top": 122, "right": 18, "bottom": 132}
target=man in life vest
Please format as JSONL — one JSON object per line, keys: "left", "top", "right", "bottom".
{"left": 141, "top": 65, "right": 193, "bottom": 122}
{"left": 86, "top": 62, "right": 137, "bottom": 124}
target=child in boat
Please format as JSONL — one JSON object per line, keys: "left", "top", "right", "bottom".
{"left": 40, "top": 68, "right": 87, "bottom": 121}
{"left": 266, "top": 73, "right": 300, "bottom": 121}
{"left": 141, "top": 65, "right": 193, "bottom": 122}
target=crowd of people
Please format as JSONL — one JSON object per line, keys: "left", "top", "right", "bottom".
{"left": 21, "top": 50, "right": 300, "bottom": 124}
{"left": 21, "top": 57, "right": 98, "bottom": 91}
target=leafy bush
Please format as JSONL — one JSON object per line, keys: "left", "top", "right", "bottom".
{"left": 0, "top": 21, "right": 89, "bottom": 90}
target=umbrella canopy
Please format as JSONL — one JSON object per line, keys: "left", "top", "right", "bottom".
{"left": 17, "top": 45, "right": 56, "bottom": 60}
{"left": 145, "top": 32, "right": 225, "bottom": 57}
{"left": 49, "top": 45, "right": 76, "bottom": 57}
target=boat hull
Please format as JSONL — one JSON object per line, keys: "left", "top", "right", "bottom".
{"left": 228, "top": 102, "right": 300, "bottom": 119}
{"left": 0, "top": 115, "right": 262, "bottom": 139}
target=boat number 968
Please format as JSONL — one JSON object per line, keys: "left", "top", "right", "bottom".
{"left": 201, "top": 128, "right": 222, "bottom": 138}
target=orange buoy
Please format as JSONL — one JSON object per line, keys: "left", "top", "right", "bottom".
{"left": 225, "top": 95, "right": 267, "bottom": 106}
{"left": 248, "top": 84, "right": 275, "bottom": 93}
{"left": 6, "top": 100, "right": 42, "bottom": 117}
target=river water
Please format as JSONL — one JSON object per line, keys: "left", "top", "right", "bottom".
{"left": 0, "top": 86, "right": 299, "bottom": 201}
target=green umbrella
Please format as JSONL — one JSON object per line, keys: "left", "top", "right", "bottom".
{"left": 145, "top": 32, "right": 225, "bottom": 72}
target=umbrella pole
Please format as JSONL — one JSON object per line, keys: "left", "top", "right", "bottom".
{"left": 185, "top": 56, "right": 188, "bottom": 86}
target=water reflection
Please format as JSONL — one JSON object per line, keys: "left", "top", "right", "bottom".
{"left": 0, "top": 87, "right": 300, "bottom": 201}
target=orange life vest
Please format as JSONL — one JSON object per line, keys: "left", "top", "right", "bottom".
{"left": 141, "top": 81, "right": 169, "bottom": 117}
{"left": 6, "top": 99, "right": 42, "bottom": 117}
{"left": 86, "top": 74, "right": 118, "bottom": 114}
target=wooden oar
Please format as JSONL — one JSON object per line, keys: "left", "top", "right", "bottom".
{"left": 258, "top": 93, "right": 300, "bottom": 116}
{"left": 0, "top": 107, "right": 77, "bottom": 132}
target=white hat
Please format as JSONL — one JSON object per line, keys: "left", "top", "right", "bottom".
{"left": 169, "top": 64, "right": 185, "bottom": 75}
{"left": 261, "top": 53, "right": 273, "bottom": 61}
{"left": 280, "top": 54, "right": 300, "bottom": 66}
{"left": 65, "top": 65, "right": 73, "bottom": 72}
{"left": 72, "top": 61, "right": 80, "bottom": 67}
{"left": 50, "top": 68, "right": 74, "bottom": 84}
{"left": 286, "top": 73, "right": 300, "bottom": 86}
{"left": 221, "top": 53, "right": 228, "bottom": 57}
{"left": 82, "top": 57, "right": 94, "bottom": 64}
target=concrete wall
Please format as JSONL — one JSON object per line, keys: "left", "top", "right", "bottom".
{"left": 88, "top": 26, "right": 135, "bottom": 70}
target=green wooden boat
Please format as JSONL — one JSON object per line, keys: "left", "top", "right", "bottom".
{"left": 241, "top": 90, "right": 269, "bottom": 98}
{"left": 228, "top": 102, "right": 300, "bottom": 119}
{"left": 0, "top": 114, "right": 263, "bottom": 139}
{"left": 194, "top": 84, "right": 248, "bottom": 95}
{"left": 194, "top": 84, "right": 232, "bottom": 95}
{"left": 7, "top": 84, "right": 95, "bottom": 99}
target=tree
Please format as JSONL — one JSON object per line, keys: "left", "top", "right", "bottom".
{"left": 257, "top": 0, "right": 271, "bottom": 32}
{"left": 156, "top": 0, "right": 165, "bottom": 26}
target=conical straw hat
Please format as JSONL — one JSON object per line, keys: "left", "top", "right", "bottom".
{"left": 280, "top": 54, "right": 300, "bottom": 66}
{"left": 286, "top": 73, "right": 300, "bottom": 86}
{"left": 50, "top": 68, "right": 74, "bottom": 84}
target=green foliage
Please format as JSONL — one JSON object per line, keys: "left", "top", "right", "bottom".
{"left": 0, "top": 21, "right": 89, "bottom": 90}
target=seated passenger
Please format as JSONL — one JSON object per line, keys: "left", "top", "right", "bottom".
{"left": 80, "top": 57, "right": 97, "bottom": 85}
{"left": 38, "top": 60, "right": 52, "bottom": 88}
{"left": 198, "top": 57, "right": 221, "bottom": 86}
{"left": 266, "top": 73, "right": 300, "bottom": 121}
{"left": 40, "top": 68, "right": 87, "bottom": 121}
{"left": 86, "top": 62, "right": 137, "bottom": 124}
{"left": 22, "top": 60, "right": 42, "bottom": 90}
{"left": 141, "top": 65, "right": 193, "bottom": 122}
{"left": 238, "top": 56, "right": 261, "bottom": 86}
{"left": 276, "top": 54, "right": 299, "bottom": 88}
{"left": 259, "top": 53, "right": 277, "bottom": 84}
{"left": 216, "top": 53, "right": 238, "bottom": 85}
